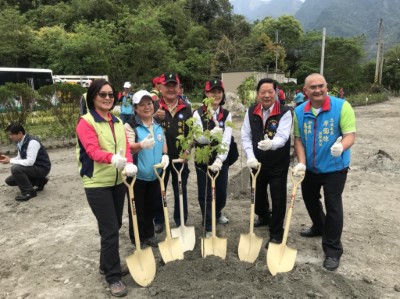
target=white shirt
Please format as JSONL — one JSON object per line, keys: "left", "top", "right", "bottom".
{"left": 241, "top": 103, "right": 292, "bottom": 159}
{"left": 193, "top": 107, "right": 232, "bottom": 163}
{"left": 10, "top": 135, "right": 41, "bottom": 166}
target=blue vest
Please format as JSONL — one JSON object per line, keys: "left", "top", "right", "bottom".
{"left": 127, "top": 115, "right": 164, "bottom": 181}
{"left": 295, "top": 96, "right": 351, "bottom": 173}
{"left": 120, "top": 92, "right": 134, "bottom": 115}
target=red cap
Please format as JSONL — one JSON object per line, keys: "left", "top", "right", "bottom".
{"left": 205, "top": 79, "right": 224, "bottom": 92}
{"left": 160, "top": 73, "right": 180, "bottom": 85}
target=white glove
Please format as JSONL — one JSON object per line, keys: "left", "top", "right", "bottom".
{"left": 257, "top": 138, "right": 273, "bottom": 151}
{"left": 111, "top": 149, "right": 127, "bottom": 170}
{"left": 196, "top": 135, "right": 210, "bottom": 145}
{"left": 210, "top": 158, "right": 223, "bottom": 172}
{"left": 247, "top": 157, "right": 259, "bottom": 169}
{"left": 161, "top": 154, "right": 169, "bottom": 170}
{"left": 140, "top": 134, "right": 155, "bottom": 149}
{"left": 330, "top": 136, "right": 343, "bottom": 157}
{"left": 124, "top": 163, "right": 137, "bottom": 177}
{"left": 210, "top": 121, "right": 224, "bottom": 136}
{"left": 292, "top": 163, "right": 306, "bottom": 175}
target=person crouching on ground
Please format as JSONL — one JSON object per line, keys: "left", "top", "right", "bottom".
{"left": 76, "top": 79, "right": 137, "bottom": 297}
{"left": 124, "top": 90, "right": 169, "bottom": 248}
{"left": 241, "top": 78, "right": 292, "bottom": 248}
{"left": 193, "top": 79, "right": 232, "bottom": 237}
{"left": 1, "top": 123, "right": 51, "bottom": 201}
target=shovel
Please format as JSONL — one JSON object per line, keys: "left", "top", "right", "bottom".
{"left": 170, "top": 158, "right": 196, "bottom": 252}
{"left": 153, "top": 163, "right": 184, "bottom": 263}
{"left": 201, "top": 167, "right": 227, "bottom": 259}
{"left": 238, "top": 163, "right": 263, "bottom": 263}
{"left": 267, "top": 169, "right": 305, "bottom": 276}
{"left": 122, "top": 173, "right": 156, "bottom": 287}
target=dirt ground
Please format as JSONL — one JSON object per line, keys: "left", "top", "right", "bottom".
{"left": 1, "top": 97, "right": 400, "bottom": 299}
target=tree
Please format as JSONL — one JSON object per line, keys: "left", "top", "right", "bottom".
{"left": 382, "top": 45, "right": 400, "bottom": 91}
{"left": 0, "top": 8, "right": 35, "bottom": 66}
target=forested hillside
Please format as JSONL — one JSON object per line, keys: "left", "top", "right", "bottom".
{"left": 295, "top": 0, "right": 400, "bottom": 56}
{"left": 1, "top": 0, "right": 400, "bottom": 92}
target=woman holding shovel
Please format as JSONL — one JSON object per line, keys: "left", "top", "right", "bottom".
{"left": 76, "top": 79, "right": 137, "bottom": 297}
{"left": 193, "top": 79, "right": 232, "bottom": 237}
{"left": 124, "top": 90, "right": 169, "bottom": 247}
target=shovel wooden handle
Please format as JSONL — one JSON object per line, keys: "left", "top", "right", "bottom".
{"left": 172, "top": 158, "right": 185, "bottom": 175}
{"left": 249, "top": 163, "right": 261, "bottom": 189}
{"left": 122, "top": 172, "right": 141, "bottom": 251}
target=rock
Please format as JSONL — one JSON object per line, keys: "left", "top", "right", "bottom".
{"left": 307, "top": 290, "right": 315, "bottom": 297}
{"left": 225, "top": 92, "right": 246, "bottom": 117}
{"left": 394, "top": 285, "right": 400, "bottom": 292}
{"left": 363, "top": 276, "right": 373, "bottom": 284}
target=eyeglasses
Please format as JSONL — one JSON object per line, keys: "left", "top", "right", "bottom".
{"left": 97, "top": 92, "right": 114, "bottom": 99}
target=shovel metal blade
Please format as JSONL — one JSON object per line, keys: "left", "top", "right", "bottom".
{"left": 171, "top": 225, "right": 196, "bottom": 252}
{"left": 201, "top": 236, "right": 227, "bottom": 259}
{"left": 158, "top": 237, "right": 184, "bottom": 264}
{"left": 126, "top": 247, "right": 156, "bottom": 287}
{"left": 238, "top": 233, "right": 263, "bottom": 263}
{"left": 267, "top": 243, "right": 297, "bottom": 276}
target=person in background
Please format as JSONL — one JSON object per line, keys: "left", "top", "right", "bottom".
{"left": 118, "top": 82, "right": 134, "bottom": 124}
{"left": 293, "top": 73, "right": 356, "bottom": 271}
{"left": 178, "top": 84, "right": 191, "bottom": 104}
{"left": 339, "top": 87, "right": 345, "bottom": 99}
{"left": 0, "top": 123, "right": 51, "bottom": 201}
{"left": 124, "top": 90, "right": 169, "bottom": 247}
{"left": 150, "top": 76, "right": 162, "bottom": 101}
{"left": 277, "top": 86, "right": 286, "bottom": 105}
{"left": 76, "top": 79, "right": 137, "bottom": 297}
{"left": 241, "top": 78, "right": 292, "bottom": 248}
{"left": 153, "top": 72, "right": 192, "bottom": 233}
{"left": 294, "top": 89, "right": 305, "bottom": 107}
{"left": 193, "top": 79, "right": 232, "bottom": 237}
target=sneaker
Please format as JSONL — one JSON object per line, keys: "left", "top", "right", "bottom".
{"left": 205, "top": 231, "right": 213, "bottom": 238}
{"left": 300, "top": 227, "right": 323, "bottom": 238}
{"left": 109, "top": 280, "right": 127, "bottom": 297}
{"left": 264, "top": 237, "right": 282, "bottom": 249}
{"left": 254, "top": 216, "right": 269, "bottom": 227}
{"left": 15, "top": 189, "right": 37, "bottom": 201}
{"left": 323, "top": 256, "right": 340, "bottom": 271}
{"left": 154, "top": 223, "right": 164, "bottom": 234}
{"left": 217, "top": 215, "right": 229, "bottom": 224}
{"left": 143, "top": 236, "right": 159, "bottom": 247}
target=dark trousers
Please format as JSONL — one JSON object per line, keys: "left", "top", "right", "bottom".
{"left": 127, "top": 179, "right": 160, "bottom": 244}
{"left": 301, "top": 170, "right": 348, "bottom": 259}
{"left": 5, "top": 164, "right": 49, "bottom": 193}
{"left": 255, "top": 165, "right": 289, "bottom": 240}
{"left": 85, "top": 183, "right": 125, "bottom": 284}
{"left": 154, "top": 162, "right": 190, "bottom": 226}
{"left": 195, "top": 162, "right": 229, "bottom": 232}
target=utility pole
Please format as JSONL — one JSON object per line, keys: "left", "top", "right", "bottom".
{"left": 320, "top": 27, "right": 326, "bottom": 75}
{"left": 375, "top": 19, "right": 384, "bottom": 84}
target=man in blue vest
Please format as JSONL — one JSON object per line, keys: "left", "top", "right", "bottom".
{"left": 0, "top": 123, "right": 51, "bottom": 201}
{"left": 293, "top": 73, "right": 356, "bottom": 271}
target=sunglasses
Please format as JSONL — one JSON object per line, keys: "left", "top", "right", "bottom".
{"left": 97, "top": 92, "right": 115, "bottom": 99}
